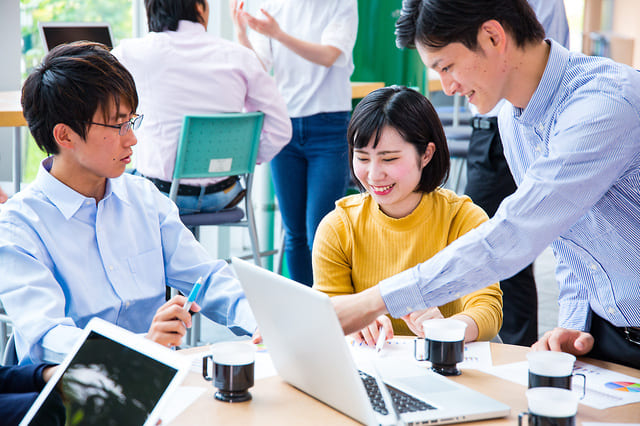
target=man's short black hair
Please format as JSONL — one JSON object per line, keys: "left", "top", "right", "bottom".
{"left": 145, "top": 0, "right": 207, "bottom": 32}
{"left": 21, "top": 41, "right": 138, "bottom": 155}
{"left": 348, "top": 86, "right": 450, "bottom": 194}
{"left": 396, "top": 0, "right": 545, "bottom": 50}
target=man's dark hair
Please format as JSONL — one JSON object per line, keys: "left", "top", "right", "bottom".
{"left": 145, "top": 0, "right": 207, "bottom": 32}
{"left": 396, "top": 0, "right": 545, "bottom": 50}
{"left": 348, "top": 86, "right": 449, "bottom": 194}
{"left": 21, "top": 41, "right": 138, "bottom": 155}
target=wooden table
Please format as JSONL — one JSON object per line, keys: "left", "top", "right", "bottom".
{"left": 352, "top": 80, "right": 445, "bottom": 97}
{"left": 0, "top": 90, "right": 26, "bottom": 194}
{"left": 171, "top": 344, "right": 640, "bottom": 425}
{"left": 351, "top": 81, "right": 385, "bottom": 99}
{"left": 428, "top": 76, "right": 443, "bottom": 93}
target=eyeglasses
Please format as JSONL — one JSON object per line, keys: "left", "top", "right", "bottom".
{"left": 86, "top": 114, "right": 144, "bottom": 136}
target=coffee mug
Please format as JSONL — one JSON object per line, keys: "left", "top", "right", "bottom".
{"left": 202, "top": 341, "right": 255, "bottom": 403}
{"left": 413, "top": 318, "right": 467, "bottom": 376}
{"left": 527, "top": 351, "right": 586, "bottom": 398}
{"left": 518, "top": 387, "right": 578, "bottom": 426}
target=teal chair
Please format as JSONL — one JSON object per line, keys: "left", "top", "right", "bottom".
{"left": 0, "top": 303, "right": 13, "bottom": 364}
{"left": 169, "top": 113, "right": 264, "bottom": 347}
{"left": 170, "top": 112, "right": 264, "bottom": 266}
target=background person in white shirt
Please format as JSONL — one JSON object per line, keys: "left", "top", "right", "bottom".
{"left": 112, "top": 0, "right": 291, "bottom": 214}
{"left": 231, "top": 0, "right": 358, "bottom": 286}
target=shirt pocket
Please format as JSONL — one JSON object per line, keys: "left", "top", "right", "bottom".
{"left": 126, "top": 247, "right": 166, "bottom": 298}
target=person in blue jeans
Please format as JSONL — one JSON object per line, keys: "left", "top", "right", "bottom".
{"left": 231, "top": 0, "right": 357, "bottom": 285}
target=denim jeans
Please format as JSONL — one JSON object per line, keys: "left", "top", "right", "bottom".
{"left": 271, "top": 111, "right": 350, "bottom": 286}
{"left": 131, "top": 170, "right": 244, "bottom": 215}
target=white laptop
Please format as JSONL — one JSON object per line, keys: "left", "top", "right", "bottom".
{"left": 39, "top": 22, "right": 114, "bottom": 51}
{"left": 20, "top": 317, "right": 190, "bottom": 426}
{"left": 232, "top": 257, "right": 510, "bottom": 426}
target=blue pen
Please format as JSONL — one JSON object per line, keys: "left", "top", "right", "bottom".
{"left": 183, "top": 277, "right": 203, "bottom": 312}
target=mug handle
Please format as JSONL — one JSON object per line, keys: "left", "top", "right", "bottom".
{"left": 202, "top": 355, "right": 213, "bottom": 381}
{"left": 518, "top": 412, "right": 528, "bottom": 426}
{"left": 573, "top": 372, "right": 587, "bottom": 399}
{"left": 413, "top": 338, "right": 430, "bottom": 361}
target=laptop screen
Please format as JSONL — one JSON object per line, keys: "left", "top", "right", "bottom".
{"left": 39, "top": 23, "right": 114, "bottom": 51}
{"left": 24, "top": 331, "right": 179, "bottom": 425}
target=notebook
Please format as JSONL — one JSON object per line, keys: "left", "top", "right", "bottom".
{"left": 39, "top": 22, "right": 114, "bottom": 51}
{"left": 20, "top": 317, "right": 190, "bottom": 426}
{"left": 231, "top": 257, "right": 510, "bottom": 425}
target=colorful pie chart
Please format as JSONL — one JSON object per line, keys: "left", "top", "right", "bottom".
{"left": 605, "top": 381, "right": 640, "bottom": 392}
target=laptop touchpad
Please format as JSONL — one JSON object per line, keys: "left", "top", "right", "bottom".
{"left": 393, "top": 375, "right": 459, "bottom": 394}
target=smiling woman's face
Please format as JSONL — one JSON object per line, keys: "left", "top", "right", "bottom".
{"left": 353, "top": 126, "right": 434, "bottom": 219}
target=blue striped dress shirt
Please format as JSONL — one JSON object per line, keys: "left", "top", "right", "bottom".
{"left": 379, "top": 40, "right": 640, "bottom": 332}
{"left": 0, "top": 158, "right": 256, "bottom": 364}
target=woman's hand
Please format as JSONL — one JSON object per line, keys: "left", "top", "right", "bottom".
{"left": 229, "top": 0, "right": 249, "bottom": 39}
{"left": 244, "top": 8, "right": 283, "bottom": 40}
{"left": 351, "top": 315, "right": 394, "bottom": 347}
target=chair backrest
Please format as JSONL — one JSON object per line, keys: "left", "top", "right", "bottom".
{"left": 172, "top": 112, "right": 264, "bottom": 182}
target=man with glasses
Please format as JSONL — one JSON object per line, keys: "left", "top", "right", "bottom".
{"left": 0, "top": 42, "right": 257, "bottom": 365}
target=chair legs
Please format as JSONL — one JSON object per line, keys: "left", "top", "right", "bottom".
{"left": 244, "top": 192, "right": 262, "bottom": 267}
{"left": 276, "top": 228, "right": 285, "bottom": 275}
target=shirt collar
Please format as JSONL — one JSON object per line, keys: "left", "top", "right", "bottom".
{"left": 175, "top": 20, "right": 206, "bottom": 34}
{"left": 512, "top": 39, "right": 569, "bottom": 125}
{"left": 35, "top": 157, "right": 131, "bottom": 220}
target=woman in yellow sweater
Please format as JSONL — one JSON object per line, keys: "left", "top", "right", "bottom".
{"left": 312, "top": 86, "right": 502, "bottom": 345}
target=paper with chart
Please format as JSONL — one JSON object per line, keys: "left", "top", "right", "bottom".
{"left": 347, "top": 338, "right": 494, "bottom": 371}
{"left": 483, "top": 360, "right": 640, "bottom": 409}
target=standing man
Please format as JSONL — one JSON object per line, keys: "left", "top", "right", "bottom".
{"left": 464, "top": 0, "right": 569, "bottom": 346}
{"left": 333, "top": 0, "right": 640, "bottom": 369}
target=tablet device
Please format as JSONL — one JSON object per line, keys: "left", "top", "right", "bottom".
{"left": 20, "top": 317, "right": 190, "bottom": 426}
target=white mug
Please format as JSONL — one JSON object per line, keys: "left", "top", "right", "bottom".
{"left": 202, "top": 341, "right": 255, "bottom": 402}
{"left": 518, "top": 387, "right": 578, "bottom": 426}
{"left": 414, "top": 319, "right": 467, "bottom": 376}
{"left": 526, "top": 351, "right": 586, "bottom": 398}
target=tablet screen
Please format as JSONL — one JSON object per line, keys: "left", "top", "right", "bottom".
{"left": 25, "top": 331, "right": 178, "bottom": 425}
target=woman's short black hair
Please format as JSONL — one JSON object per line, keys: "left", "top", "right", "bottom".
{"left": 348, "top": 85, "right": 449, "bottom": 194}
{"left": 145, "top": 0, "right": 207, "bottom": 32}
{"left": 396, "top": 0, "right": 545, "bottom": 50}
{"left": 21, "top": 41, "right": 138, "bottom": 155}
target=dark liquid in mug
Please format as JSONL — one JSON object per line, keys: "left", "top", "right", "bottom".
{"left": 429, "top": 339, "right": 464, "bottom": 376}
{"left": 528, "top": 372, "right": 571, "bottom": 390}
{"left": 429, "top": 339, "right": 464, "bottom": 366}
{"left": 214, "top": 362, "right": 255, "bottom": 392}
{"left": 524, "top": 413, "right": 575, "bottom": 426}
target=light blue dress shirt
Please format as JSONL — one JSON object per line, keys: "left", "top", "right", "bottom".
{"left": 380, "top": 40, "right": 640, "bottom": 332}
{"left": 0, "top": 158, "right": 256, "bottom": 364}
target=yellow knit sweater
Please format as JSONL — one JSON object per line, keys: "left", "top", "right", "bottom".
{"left": 312, "top": 189, "right": 503, "bottom": 340}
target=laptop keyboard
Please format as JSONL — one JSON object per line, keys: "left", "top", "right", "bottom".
{"left": 359, "top": 370, "right": 436, "bottom": 416}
